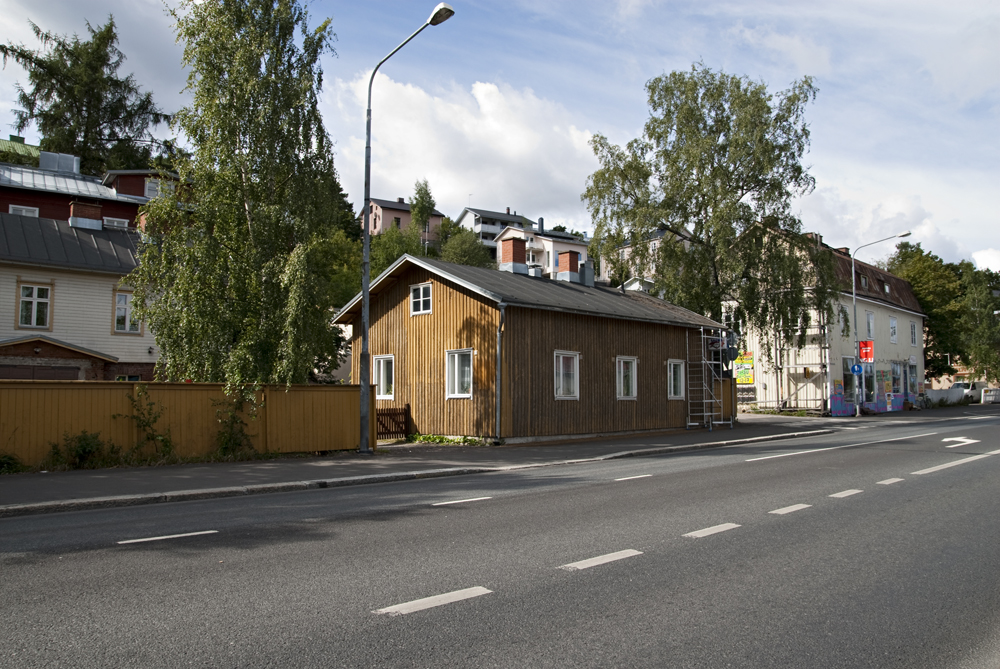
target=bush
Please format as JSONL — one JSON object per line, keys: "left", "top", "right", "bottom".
{"left": 114, "top": 384, "right": 174, "bottom": 461}
{"left": 0, "top": 452, "right": 27, "bottom": 474}
{"left": 213, "top": 397, "right": 256, "bottom": 457}
{"left": 43, "top": 431, "right": 120, "bottom": 470}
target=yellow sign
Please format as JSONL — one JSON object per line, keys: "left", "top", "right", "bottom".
{"left": 735, "top": 351, "right": 754, "bottom": 385}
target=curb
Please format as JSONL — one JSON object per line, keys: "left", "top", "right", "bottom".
{"left": 0, "top": 429, "right": 834, "bottom": 518}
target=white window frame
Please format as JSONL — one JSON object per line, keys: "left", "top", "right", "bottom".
{"left": 842, "top": 356, "right": 856, "bottom": 400}
{"left": 889, "top": 316, "right": 897, "bottom": 344}
{"left": 18, "top": 282, "right": 51, "bottom": 329}
{"left": 866, "top": 311, "right": 875, "bottom": 339}
{"left": 9, "top": 205, "right": 39, "bottom": 217}
{"left": 616, "top": 356, "right": 638, "bottom": 400}
{"left": 103, "top": 216, "right": 129, "bottom": 229}
{"left": 445, "top": 348, "right": 473, "bottom": 399}
{"left": 410, "top": 282, "right": 432, "bottom": 316}
{"left": 668, "top": 359, "right": 685, "bottom": 400}
{"left": 374, "top": 355, "right": 394, "bottom": 400}
{"left": 910, "top": 321, "right": 918, "bottom": 347}
{"left": 891, "top": 361, "right": 902, "bottom": 394}
{"left": 113, "top": 290, "right": 141, "bottom": 334}
{"left": 554, "top": 350, "right": 580, "bottom": 400}
{"left": 144, "top": 179, "right": 161, "bottom": 198}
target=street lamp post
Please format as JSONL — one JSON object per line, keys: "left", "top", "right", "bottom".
{"left": 851, "top": 230, "right": 911, "bottom": 417}
{"left": 359, "top": 3, "right": 454, "bottom": 454}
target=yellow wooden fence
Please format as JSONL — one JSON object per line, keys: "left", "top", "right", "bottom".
{"left": 0, "top": 381, "right": 375, "bottom": 466}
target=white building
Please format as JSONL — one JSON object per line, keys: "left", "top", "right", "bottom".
{"left": 454, "top": 206, "right": 589, "bottom": 270}
{"left": 493, "top": 225, "right": 590, "bottom": 279}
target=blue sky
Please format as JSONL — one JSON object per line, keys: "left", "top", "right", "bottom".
{"left": 1, "top": 0, "right": 997, "bottom": 266}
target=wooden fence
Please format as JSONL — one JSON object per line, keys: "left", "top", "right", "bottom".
{"left": 0, "top": 381, "right": 375, "bottom": 467}
{"left": 376, "top": 403, "right": 411, "bottom": 439}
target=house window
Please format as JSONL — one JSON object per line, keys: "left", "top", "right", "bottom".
{"left": 410, "top": 283, "right": 432, "bottom": 315}
{"left": 842, "top": 357, "right": 856, "bottom": 401}
{"left": 910, "top": 321, "right": 917, "bottom": 346}
{"left": 668, "top": 359, "right": 685, "bottom": 400}
{"left": 115, "top": 375, "right": 141, "bottom": 382}
{"left": 393, "top": 217, "right": 401, "bottom": 229}
{"left": 891, "top": 361, "right": 902, "bottom": 394}
{"left": 18, "top": 283, "right": 51, "bottom": 328}
{"left": 446, "top": 349, "right": 473, "bottom": 399}
{"left": 863, "top": 363, "right": 875, "bottom": 403}
{"left": 908, "top": 363, "right": 918, "bottom": 394}
{"left": 860, "top": 275, "right": 868, "bottom": 290}
{"left": 144, "top": 179, "right": 161, "bottom": 198}
{"left": 9, "top": 205, "right": 39, "bottom": 217}
{"left": 554, "top": 350, "right": 579, "bottom": 400}
{"left": 547, "top": 251, "right": 552, "bottom": 270}
{"left": 889, "top": 317, "right": 897, "bottom": 344}
{"left": 374, "top": 355, "right": 394, "bottom": 400}
{"left": 114, "top": 292, "right": 141, "bottom": 333}
{"left": 616, "top": 356, "right": 637, "bottom": 400}
{"left": 884, "top": 283, "right": 891, "bottom": 295}
{"left": 866, "top": 312, "right": 874, "bottom": 339}
{"left": 104, "top": 217, "right": 129, "bottom": 229}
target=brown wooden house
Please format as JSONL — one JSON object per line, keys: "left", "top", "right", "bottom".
{"left": 334, "top": 238, "right": 734, "bottom": 441}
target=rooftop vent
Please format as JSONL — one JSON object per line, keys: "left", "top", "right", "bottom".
{"left": 8, "top": 135, "right": 24, "bottom": 144}
{"left": 397, "top": 197, "right": 404, "bottom": 203}
{"left": 39, "top": 151, "right": 80, "bottom": 174}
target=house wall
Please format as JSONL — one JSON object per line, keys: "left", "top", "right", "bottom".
{"left": 370, "top": 202, "right": 443, "bottom": 244}
{"left": 502, "top": 307, "right": 690, "bottom": 437}
{"left": 1, "top": 265, "right": 158, "bottom": 373}
{"left": 349, "top": 267, "right": 499, "bottom": 437}
{"left": 1, "top": 187, "right": 141, "bottom": 226}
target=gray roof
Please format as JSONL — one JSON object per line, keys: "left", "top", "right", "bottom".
{"left": 0, "top": 334, "right": 118, "bottom": 362}
{"left": 463, "top": 207, "right": 534, "bottom": 226}
{"left": 0, "top": 163, "right": 148, "bottom": 205}
{"left": 335, "top": 255, "right": 722, "bottom": 329}
{"left": 370, "top": 198, "right": 445, "bottom": 217}
{"left": 0, "top": 213, "right": 140, "bottom": 275}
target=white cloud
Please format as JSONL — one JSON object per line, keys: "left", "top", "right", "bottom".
{"left": 615, "top": 0, "right": 658, "bottom": 20}
{"left": 920, "top": 15, "right": 1000, "bottom": 102}
{"left": 327, "top": 73, "right": 598, "bottom": 229}
{"left": 972, "top": 249, "right": 1000, "bottom": 272}
{"left": 731, "top": 22, "right": 831, "bottom": 75}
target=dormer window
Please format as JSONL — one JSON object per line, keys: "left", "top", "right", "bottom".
{"left": 860, "top": 275, "right": 868, "bottom": 290}
{"left": 884, "top": 283, "right": 890, "bottom": 295}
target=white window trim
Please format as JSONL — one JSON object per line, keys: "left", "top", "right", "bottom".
{"left": 667, "top": 359, "right": 685, "bottom": 400}
{"left": 616, "top": 356, "right": 638, "bottom": 400}
{"left": 374, "top": 354, "right": 394, "bottom": 400}
{"left": 17, "top": 281, "right": 52, "bottom": 330}
{"left": 9, "top": 204, "right": 39, "bottom": 217}
{"left": 409, "top": 282, "right": 432, "bottom": 316}
{"left": 103, "top": 216, "right": 129, "bottom": 229}
{"left": 445, "top": 348, "right": 474, "bottom": 399}
{"left": 113, "top": 290, "right": 142, "bottom": 334}
{"left": 144, "top": 179, "right": 161, "bottom": 199}
{"left": 889, "top": 316, "right": 898, "bottom": 344}
{"left": 554, "top": 350, "right": 580, "bottom": 400}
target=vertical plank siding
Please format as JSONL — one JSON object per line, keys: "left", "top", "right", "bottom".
{"left": 0, "top": 382, "right": 374, "bottom": 466}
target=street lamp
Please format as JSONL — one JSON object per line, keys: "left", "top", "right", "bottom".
{"left": 359, "top": 3, "right": 454, "bottom": 454}
{"left": 851, "top": 230, "right": 911, "bottom": 416}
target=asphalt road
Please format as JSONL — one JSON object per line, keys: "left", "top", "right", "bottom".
{"left": 3, "top": 409, "right": 1000, "bottom": 667}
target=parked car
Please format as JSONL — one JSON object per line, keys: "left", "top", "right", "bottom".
{"left": 950, "top": 381, "right": 990, "bottom": 403}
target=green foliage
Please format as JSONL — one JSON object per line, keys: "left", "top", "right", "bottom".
{"left": 114, "top": 384, "right": 174, "bottom": 460}
{"left": 370, "top": 223, "right": 425, "bottom": 277}
{"left": 0, "top": 452, "right": 28, "bottom": 474}
{"left": 583, "top": 63, "right": 835, "bottom": 358}
{"left": 0, "top": 17, "right": 170, "bottom": 174}
{"left": 441, "top": 228, "right": 496, "bottom": 269}
{"left": 409, "top": 179, "right": 436, "bottom": 242}
{"left": 884, "top": 243, "right": 968, "bottom": 378}
{"left": 213, "top": 396, "right": 256, "bottom": 457}
{"left": 407, "top": 433, "right": 484, "bottom": 445}
{"left": 43, "top": 431, "right": 120, "bottom": 470}
{"left": 436, "top": 216, "right": 463, "bottom": 248}
{"left": 959, "top": 266, "right": 1000, "bottom": 383}
{"left": 131, "top": 0, "right": 359, "bottom": 389}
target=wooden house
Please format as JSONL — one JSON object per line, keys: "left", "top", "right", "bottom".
{"left": 333, "top": 238, "right": 735, "bottom": 441}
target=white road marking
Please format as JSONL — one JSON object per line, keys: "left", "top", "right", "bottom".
{"left": 877, "top": 478, "right": 904, "bottom": 485}
{"left": 943, "top": 437, "right": 981, "bottom": 448}
{"left": 118, "top": 530, "right": 218, "bottom": 545}
{"left": 683, "top": 523, "right": 741, "bottom": 538}
{"left": 559, "top": 549, "right": 643, "bottom": 571}
{"left": 615, "top": 474, "right": 652, "bottom": 481}
{"left": 829, "top": 489, "right": 863, "bottom": 498}
{"left": 373, "top": 587, "right": 492, "bottom": 616}
{"left": 769, "top": 504, "right": 811, "bottom": 515}
{"left": 432, "top": 496, "right": 492, "bottom": 506}
{"left": 911, "top": 449, "right": 1000, "bottom": 475}
{"left": 746, "top": 432, "right": 940, "bottom": 462}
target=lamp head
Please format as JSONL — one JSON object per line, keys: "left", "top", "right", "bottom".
{"left": 428, "top": 3, "right": 455, "bottom": 25}
{"left": 897, "top": 231, "right": 912, "bottom": 238}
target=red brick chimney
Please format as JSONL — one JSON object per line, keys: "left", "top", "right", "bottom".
{"left": 558, "top": 250, "right": 579, "bottom": 274}
{"left": 500, "top": 237, "right": 526, "bottom": 265}
{"left": 70, "top": 200, "right": 102, "bottom": 220}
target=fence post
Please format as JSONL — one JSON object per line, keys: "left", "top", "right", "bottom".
{"left": 405, "top": 403, "right": 411, "bottom": 437}
{"left": 370, "top": 385, "right": 377, "bottom": 451}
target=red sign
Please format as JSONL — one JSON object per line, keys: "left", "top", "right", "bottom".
{"left": 859, "top": 340, "right": 874, "bottom": 363}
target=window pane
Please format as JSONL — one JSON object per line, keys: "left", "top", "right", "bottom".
{"left": 908, "top": 364, "right": 918, "bottom": 393}
{"left": 562, "top": 356, "right": 575, "bottom": 396}
{"left": 116, "top": 307, "right": 127, "bottom": 331}
{"left": 20, "top": 300, "right": 32, "bottom": 325}
{"left": 36, "top": 287, "right": 48, "bottom": 299}
{"left": 35, "top": 302, "right": 48, "bottom": 326}
{"left": 458, "top": 353, "right": 472, "bottom": 394}
{"left": 842, "top": 358, "right": 855, "bottom": 398}
{"left": 21, "top": 286, "right": 33, "bottom": 298}
{"left": 129, "top": 314, "right": 140, "bottom": 332}
{"left": 864, "top": 364, "right": 875, "bottom": 403}
{"left": 117, "top": 294, "right": 128, "bottom": 306}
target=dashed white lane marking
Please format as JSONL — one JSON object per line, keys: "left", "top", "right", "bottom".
{"left": 943, "top": 437, "right": 981, "bottom": 448}
{"left": 615, "top": 474, "right": 652, "bottom": 481}
{"left": 911, "top": 449, "right": 1000, "bottom": 476}
{"left": 373, "top": 587, "right": 492, "bottom": 616}
{"left": 830, "top": 489, "right": 863, "bottom": 498}
{"left": 746, "top": 432, "right": 940, "bottom": 462}
{"left": 559, "top": 549, "right": 643, "bottom": 571}
{"left": 877, "top": 478, "right": 904, "bottom": 485}
{"left": 118, "top": 530, "right": 218, "bottom": 545}
{"left": 683, "top": 523, "right": 741, "bottom": 538}
{"left": 769, "top": 504, "right": 811, "bottom": 515}
{"left": 432, "top": 496, "right": 492, "bottom": 506}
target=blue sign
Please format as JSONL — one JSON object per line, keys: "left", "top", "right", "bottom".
{"left": 851, "top": 364, "right": 863, "bottom": 376}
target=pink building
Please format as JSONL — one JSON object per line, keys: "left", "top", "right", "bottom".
{"left": 368, "top": 197, "right": 445, "bottom": 246}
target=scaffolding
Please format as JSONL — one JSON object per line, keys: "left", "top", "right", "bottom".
{"left": 686, "top": 326, "right": 734, "bottom": 431}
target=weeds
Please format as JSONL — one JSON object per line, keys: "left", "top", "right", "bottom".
{"left": 43, "top": 431, "right": 120, "bottom": 470}
{"left": 406, "top": 433, "right": 485, "bottom": 446}
{"left": 114, "top": 384, "right": 173, "bottom": 461}
{"left": 0, "top": 452, "right": 27, "bottom": 474}
{"left": 213, "top": 396, "right": 257, "bottom": 458}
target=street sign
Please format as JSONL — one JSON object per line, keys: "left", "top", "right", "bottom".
{"left": 851, "top": 364, "right": 862, "bottom": 376}
{"left": 859, "top": 340, "right": 874, "bottom": 363}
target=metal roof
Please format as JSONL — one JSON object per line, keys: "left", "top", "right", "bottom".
{"left": 0, "top": 138, "right": 40, "bottom": 159}
{"left": 831, "top": 248, "right": 924, "bottom": 316}
{"left": 370, "top": 198, "right": 445, "bottom": 217}
{"left": 0, "top": 163, "right": 148, "bottom": 204}
{"left": 0, "top": 213, "right": 140, "bottom": 275}
{"left": 334, "top": 255, "right": 723, "bottom": 329}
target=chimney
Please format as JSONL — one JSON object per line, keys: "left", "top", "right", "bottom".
{"left": 39, "top": 151, "right": 80, "bottom": 174}
{"left": 556, "top": 250, "right": 580, "bottom": 283}
{"left": 506, "top": 207, "right": 510, "bottom": 214}
{"left": 836, "top": 247, "right": 850, "bottom": 254}
{"left": 397, "top": 197, "right": 404, "bottom": 203}
{"left": 537, "top": 217, "right": 544, "bottom": 235}
{"left": 580, "top": 259, "right": 595, "bottom": 287}
{"left": 498, "top": 238, "right": 528, "bottom": 275}
{"left": 69, "top": 200, "right": 103, "bottom": 230}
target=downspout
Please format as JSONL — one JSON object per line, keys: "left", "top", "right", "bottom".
{"left": 495, "top": 303, "right": 506, "bottom": 444}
